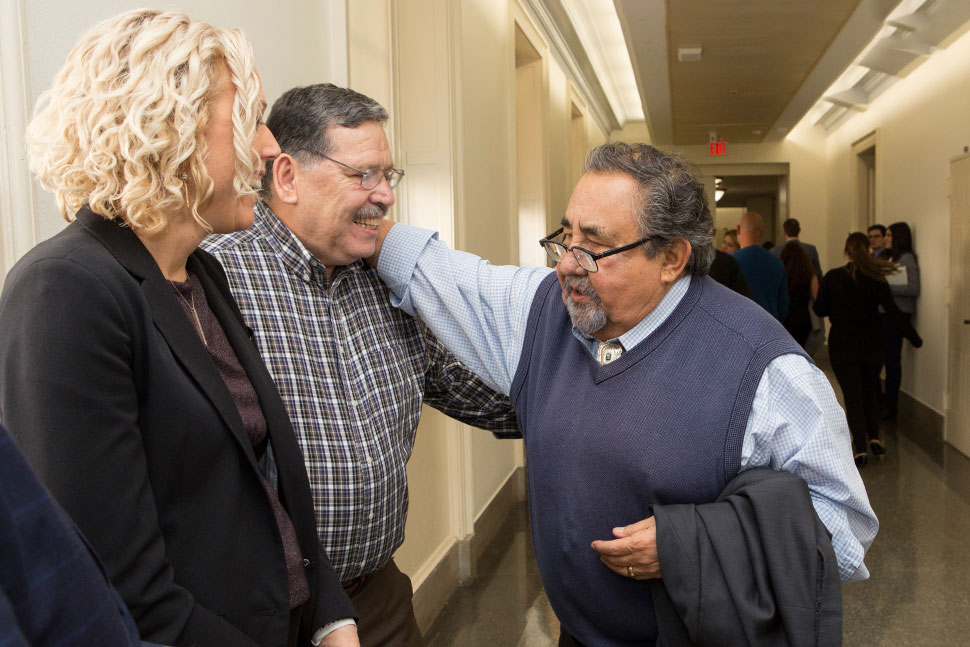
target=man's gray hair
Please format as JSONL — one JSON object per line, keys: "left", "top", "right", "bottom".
{"left": 262, "top": 83, "right": 388, "bottom": 195}
{"left": 584, "top": 143, "right": 714, "bottom": 275}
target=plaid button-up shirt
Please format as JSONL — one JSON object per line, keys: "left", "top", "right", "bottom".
{"left": 202, "top": 202, "right": 519, "bottom": 583}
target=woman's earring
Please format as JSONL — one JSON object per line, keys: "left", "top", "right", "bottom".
{"left": 180, "top": 171, "right": 189, "bottom": 180}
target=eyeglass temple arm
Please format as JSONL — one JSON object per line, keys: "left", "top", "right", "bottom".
{"left": 540, "top": 227, "right": 564, "bottom": 244}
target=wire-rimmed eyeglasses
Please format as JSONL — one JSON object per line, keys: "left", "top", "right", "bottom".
{"left": 539, "top": 227, "right": 662, "bottom": 272}
{"left": 296, "top": 148, "right": 404, "bottom": 190}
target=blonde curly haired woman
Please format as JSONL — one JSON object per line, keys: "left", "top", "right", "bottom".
{"left": 0, "top": 10, "right": 358, "bottom": 647}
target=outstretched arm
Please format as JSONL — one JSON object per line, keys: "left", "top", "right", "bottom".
{"left": 370, "top": 221, "right": 552, "bottom": 394}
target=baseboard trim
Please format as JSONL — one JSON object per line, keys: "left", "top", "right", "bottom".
{"left": 411, "top": 466, "right": 527, "bottom": 633}
{"left": 411, "top": 538, "right": 460, "bottom": 633}
{"left": 468, "top": 466, "right": 526, "bottom": 579}
{"left": 897, "top": 389, "right": 944, "bottom": 445}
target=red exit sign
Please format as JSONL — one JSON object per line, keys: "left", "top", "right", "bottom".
{"left": 710, "top": 141, "right": 726, "bottom": 155}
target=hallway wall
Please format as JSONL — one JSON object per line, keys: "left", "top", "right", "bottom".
{"left": 822, "top": 27, "right": 970, "bottom": 417}
{"left": 0, "top": 0, "right": 348, "bottom": 279}
{"left": 346, "top": 0, "right": 526, "bottom": 615}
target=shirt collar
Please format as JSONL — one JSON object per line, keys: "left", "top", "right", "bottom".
{"left": 255, "top": 201, "right": 365, "bottom": 284}
{"left": 573, "top": 275, "right": 692, "bottom": 356}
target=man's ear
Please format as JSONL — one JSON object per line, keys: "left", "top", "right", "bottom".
{"left": 660, "top": 238, "right": 691, "bottom": 283}
{"left": 272, "top": 154, "right": 299, "bottom": 205}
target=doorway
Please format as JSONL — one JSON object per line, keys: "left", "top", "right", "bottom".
{"left": 852, "top": 131, "right": 877, "bottom": 231}
{"left": 702, "top": 164, "right": 790, "bottom": 249}
{"left": 946, "top": 153, "right": 970, "bottom": 459}
{"left": 514, "top": 23, "right": 547, "bottom": 267}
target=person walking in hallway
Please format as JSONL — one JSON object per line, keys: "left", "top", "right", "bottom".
{"left": 814, "top": 233, "right": 922, "bottom": 467}
{"left": 733, "top": 212, "right": 789, "bottom": 321}
{"left": 708, "top": 227, "right": 751, "bottom": 297}
{"left": 868, "top": 224, "right": 890, "bottom": 259}
{"left": 881, "top": 221, "right": 920, "bottom": 420}
{"left": 778, "top": 241, "right": 819, "bottom": 349}
{"left": 771, "top": 218, "right": 823, "bottom": 283}
{"left": 720, "top": 229, "right": 740, "bottom": 253}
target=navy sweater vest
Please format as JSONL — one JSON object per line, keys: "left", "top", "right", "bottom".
{"left": 510, "top": 274, "right": 806, "bottom": 646}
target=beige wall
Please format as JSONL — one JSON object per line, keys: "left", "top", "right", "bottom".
{"left": 0, "top": 0, "right": 348, "bottom": 262}
{"left": 821, "top": 28, "right": 970, "bottom": 416}
{"left": 610, "top": 120, "right": 652, "bottom": 145}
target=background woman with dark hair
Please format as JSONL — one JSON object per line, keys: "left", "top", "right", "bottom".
{"left": 779, "top": 240, "right": 818, "bottom": 348}
{"left": 882, "top": 222, "right": 921, "bottom": 419}
{"left": 814, "top": 232, "right": 922, "bottom": 467}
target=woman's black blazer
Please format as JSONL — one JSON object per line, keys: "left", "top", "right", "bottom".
{"left": 0, "top": 207, "right": 354, "bottom": 646}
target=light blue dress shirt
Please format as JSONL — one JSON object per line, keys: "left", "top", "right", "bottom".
{"left": 377, "top": 223, "right": 877, "bottom": 582}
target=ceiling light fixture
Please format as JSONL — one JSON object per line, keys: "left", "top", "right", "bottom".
{"left": 715, "top": 188, "right": 726, "bottom": 202}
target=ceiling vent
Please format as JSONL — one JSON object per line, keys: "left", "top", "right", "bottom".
{"left": 678, "top": 46, "right": 702, "bottom": 63}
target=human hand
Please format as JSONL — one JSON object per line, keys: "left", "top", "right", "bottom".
{"left": 590, "top": 516, "right": 661, "bottom": 580}
{"left": 318, "top": 624, "right": 360, "bottom": 647}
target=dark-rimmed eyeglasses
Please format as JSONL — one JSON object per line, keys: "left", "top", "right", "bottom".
{"left": 539, "top": 227, "right": 662, "bottom": 272}
{"left": 295, "top": 148, "right": 404, "bottom": 190}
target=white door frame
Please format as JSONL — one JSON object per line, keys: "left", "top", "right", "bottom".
{"left": 0, "top": 0, "right": 38, "bottom": 285}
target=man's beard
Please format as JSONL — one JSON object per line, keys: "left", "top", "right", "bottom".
{"left": 562, "top": 276, "right": 607, "bottom": 335}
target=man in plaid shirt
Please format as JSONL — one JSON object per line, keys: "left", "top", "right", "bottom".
{"left": 202, "top": 85, "right": 519, "bottom": 646}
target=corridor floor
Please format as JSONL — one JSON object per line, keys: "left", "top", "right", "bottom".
{"left": 422, "top": 352, "right": 970, "bottom": 646}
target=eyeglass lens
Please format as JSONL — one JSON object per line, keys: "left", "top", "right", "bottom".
{"left": 362, "top": 169, "right": 403, "bottom": 190}
{"left": 541, "top": 241, "right": 597, "bottom": 272}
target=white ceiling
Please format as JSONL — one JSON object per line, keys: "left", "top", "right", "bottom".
{"left": 540, "top": 0, "right": 970, "bottom": 146}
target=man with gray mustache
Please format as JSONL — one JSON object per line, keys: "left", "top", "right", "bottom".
{"left": 369, "top": 143, "right": 875, "bottom": 645}
{"left": 202, "top": 84, "right": 519, "bottom": 646}
{"left": 562, "top": 275, "right": 607, "bottom": 334}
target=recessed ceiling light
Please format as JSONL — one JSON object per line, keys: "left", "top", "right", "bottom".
{"left": 752, "top": 129, "right": 763, "bottom": 135}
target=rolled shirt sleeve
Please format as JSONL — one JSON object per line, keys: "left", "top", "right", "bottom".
{"left": 741, "top": 353, "right": 878, "bottom": 581}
